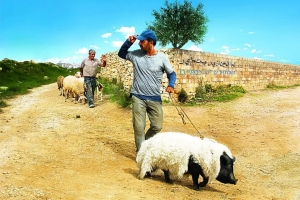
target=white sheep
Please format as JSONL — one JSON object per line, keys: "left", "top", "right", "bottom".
{"left": 72, "top": 77, "right": 86, "bottom": 102}
{"left": 57, "top": 75, "right": 64, "bottom": 96}
{"left": 62, "top": 75, "right": 86, "bottom": 103}
{"left": 74, "top": 71, "right": 81, "bottom": 78}
{"left": 74, "top": 77, "right": 87, "bottom": 103}
{"left": 62, "top": 75, "right": 76, "bottom": 99}
{"left": 136, "top": 132, "right": 237, "bottom": 190}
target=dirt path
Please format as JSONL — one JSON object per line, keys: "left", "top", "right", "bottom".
{"left": 0, "top": 83, "right": 299, "bottom": 200}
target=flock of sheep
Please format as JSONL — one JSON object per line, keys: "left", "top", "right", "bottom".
{"left": 56, "top": 72, "right": 102, "bottom": 104}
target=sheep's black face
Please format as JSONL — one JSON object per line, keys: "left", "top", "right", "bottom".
{"left": 216, "top": 152, "right": 237, "bottom": 185}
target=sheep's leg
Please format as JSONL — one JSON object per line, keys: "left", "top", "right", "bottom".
{"left": 163, "top": 170, "right": 173, "bottom": 184}
{"left": 145, "top": 171, "right": 151, "bottom": 177}
{"left": 188, "top": 155, "right": 207, "bottom": 190}
{"left": 198, "top": 174, "right": 208, "bottom": 187}
{"left": 64, "top": 89, "right": 68, "bottom": 99}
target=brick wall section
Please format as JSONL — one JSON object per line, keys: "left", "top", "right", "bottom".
{"left": 99, "top": 49, "right": 300, "bottom": 98}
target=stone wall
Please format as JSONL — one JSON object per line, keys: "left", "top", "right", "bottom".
{"left": 99, "top": 49, "right": 300, "bottom": 98}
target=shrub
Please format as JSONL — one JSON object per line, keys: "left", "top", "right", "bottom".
{"left": 178, "top": 88, "right": 188, "bottom": 103}
{"left": 97, "top": 77, "right": 132, "bottom": 109}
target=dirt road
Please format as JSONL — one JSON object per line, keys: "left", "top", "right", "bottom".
{"left": 0, "top": 83, "right": 299, "bottom": 200}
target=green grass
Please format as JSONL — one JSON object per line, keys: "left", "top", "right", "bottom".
{"left": 0, "top": 59, "right": 78, "bottom": 113}
{"left": 265, "top": 82, "right": 300, "bottom": 90}
{"left": 97, "top": 77, "right": 132, "bottom": 109}
{"left": 186, "top": 84, "right": 247, "bottom": 105}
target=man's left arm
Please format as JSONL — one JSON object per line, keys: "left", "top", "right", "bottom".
{"left": 166, "top": 71, "right": 176, "bottom": 93}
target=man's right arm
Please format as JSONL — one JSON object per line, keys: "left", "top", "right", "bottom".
{"left": 79, "top": 59, "right": 85, "bottom": 77}
{"left": 118, "top": 40, "right": 133, "bottom": 59}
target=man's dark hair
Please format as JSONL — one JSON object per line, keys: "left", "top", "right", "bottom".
{"left": 147, "top": 38, "right": 156, "bottom": 46}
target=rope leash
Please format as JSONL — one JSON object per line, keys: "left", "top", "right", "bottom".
{"left": 165, "top": 87, "right": 204, "bottom": 139}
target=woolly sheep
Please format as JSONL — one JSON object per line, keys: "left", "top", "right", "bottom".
{"left": 62, "top": 75, "right": 86, "bottom": 103}
{"left": 74, "top": 71, "right": 81, "bottom": 78}
{"left": 136, "top": 132, "right": 237, "bottom": 190}
{"left": 74, "top": 77, "right": 87, "bottom": 103}
{"left": 57, "top": 75, "right": 64, "bottom": 96}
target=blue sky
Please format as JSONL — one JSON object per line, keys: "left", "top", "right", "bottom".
{"left": 0, "top": 0, "right": 299, "bottom": 65}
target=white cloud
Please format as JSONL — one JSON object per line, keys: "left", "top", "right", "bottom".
{"left": 232, "top": 48, "right": 240, "bottom": 51}
{"left": 221, "top": 46, "right": 230, "bottom": 53}
{"left": 75, "top": 47, "right": 88, "bottom": 54}
{"left": 90, "top": 45, "right": 100, "bottom": 49}
{"left": 248, "top": 31, "right": 255, "bottom": 35}
{"left": 112, "top": 41, "right": 124, "bottom": 47}
{"left": 220, "top": 52, "right": 228, "bottom": 55}
{"left": 244, "top": 43, "right": 252, "bottom": 47}
{"left": 104, "top": 41, "right": 109, "bottom": 43}
{"left": 251, "top": 49, "right": 257, "bottom": 53}
{"left": 187, "top": 45, "right": 202, "bottom": 51}
{"left": 264, "top": 54, "right": 275, "bottom": 57}
{"left": 101, "top": 33, "right": 112, "bottom": 38}
{"left": 221, "top": 46, "right": 229, "bottom": 50}
{"left": 253, "top": 57, "right": 261, "bottom": 60}
{"left": 218, "top": 46, "right": 230, "bottom": 54}
{"left": 116, "top": 26, "right": 136, "bottom": 38}
{"left": 46, "top": 57, "right": 74, "bottom": 64}
{"left": 46, "top": 58, "right": 60, "bottom": 64}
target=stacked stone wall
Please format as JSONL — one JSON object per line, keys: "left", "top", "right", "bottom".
{"left": 99, "top": 49, "right": 300, "bottom": 98}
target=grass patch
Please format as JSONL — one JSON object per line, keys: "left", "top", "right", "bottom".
{"left": 0, "top": 59, "right": 78, "bottom": 113}
{"left": 97, "top": 77, "right": 132, "bottom": 109}
{"left": 266, "top": 81, "right": 300, "bottom": 90}
{"left": 186, "top": 80, "right": 247, "bottom": 105}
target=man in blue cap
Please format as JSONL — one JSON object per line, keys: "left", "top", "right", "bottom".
{"left": 118, "top": 30, "right": 176, "bottom": 153}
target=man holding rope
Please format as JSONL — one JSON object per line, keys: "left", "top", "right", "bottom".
{"left": 118, "top": 29, "right": 176, "bottom": 153}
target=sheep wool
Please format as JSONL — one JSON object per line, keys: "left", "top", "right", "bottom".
{"left": 62, "top": 75, "right": 85, "bottom": 101}
{"left": 57, "top": 76, "right": 64, "bottom": 96}
{"left": 62, "top": 75, "right": 77, "bottom": 99}
{"left": 136, "top": 132, "right": 234, "bottom": 183}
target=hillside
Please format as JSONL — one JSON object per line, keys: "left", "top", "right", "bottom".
{"left": 0, "top": 59, "right": 78, "bottom": 112}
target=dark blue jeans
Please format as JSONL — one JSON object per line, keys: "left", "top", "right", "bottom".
{"left": 84, "top": 76, "right": 96, "bottom": 106}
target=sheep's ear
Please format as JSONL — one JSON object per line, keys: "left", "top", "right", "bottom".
{"left": 232, "top": 156, "right": 236, "bottom": 162}
{"left": 220, "top": 152, "right": 232, "bottom": 164}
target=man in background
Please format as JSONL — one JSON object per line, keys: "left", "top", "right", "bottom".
{"left": 80, "top": 49, "right": 106, "bottom": 108}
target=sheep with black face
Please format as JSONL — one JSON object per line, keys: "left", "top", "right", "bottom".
{"left": 136, "top": 132, "right": 237, "bottom": 191}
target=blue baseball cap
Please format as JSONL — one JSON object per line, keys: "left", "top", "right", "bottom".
{"left": 137, "top": 30, "right": 157, "bottom": 41}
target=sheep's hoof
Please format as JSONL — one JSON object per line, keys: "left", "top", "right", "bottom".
{"left": 199, "top": 181, "right": 207, "bottom": 187}
{"left": 193, "top": 185, "right": 200, "bottom": 191}
{"left": 165, "top": 179, "right": 173, "bottom": 184}
{"left": 145, "top": 172, "right": 152, "bottom": 177}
